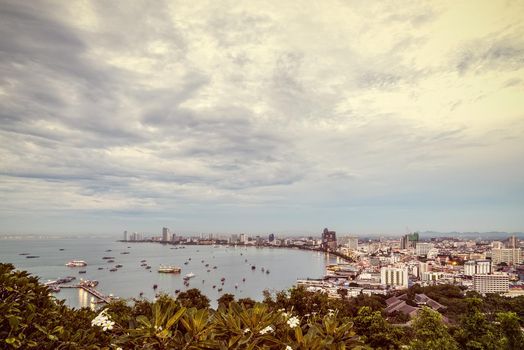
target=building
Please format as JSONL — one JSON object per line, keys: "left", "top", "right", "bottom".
{"left": 239, "top": 234, "right": 247, "bottom": 244}
{"left": 347, "top": 236, "right": 358, "bottom": 250}
{"left": 268, "top": 233, "right": 275, "bottom": 243}
{"left": 491, "top": 248, "right": 522, "bottom": 265}
{"left": 473, "top": 274, "right": 509, "bottom": 294}
{"left": 401, "top": 232, "right": 419, "bottom": 249}
{"left": 123, "top": 230, "right": 127, "bottom": 241}
{"left": 415, "top": 243, "right": 434, "bottom": 256}
{"left": 162, "top": 227, "right": 169, "bottom": 242}
{"left": 321, "top": 228, "right": 337, "bottom": 251}
{"left": 464, "top": 259, "right": 492, "bottom": 276}
{"left": 506, "top": 235, "right": 519, "bottom": 249}
{"left": 380, "top": 266, "right": 409, "bottom": 288}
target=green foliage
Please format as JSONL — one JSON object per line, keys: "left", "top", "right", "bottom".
{"left": 353, "top": 306, "right": 403, "bottom": 349}
{"left": 3, "top": 263, "right": 524, "bottom": 350}
{"left": 410, "top": 307, "right": 459, "bottom": 350}
{"left": 0, "top": 263, "right": 109, "bottom": 349}
{"left": 176, "top": 288, "right": 210, "bottom": 309}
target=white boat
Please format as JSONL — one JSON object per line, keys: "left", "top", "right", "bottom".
{"left": 183, "top": 272, "right": 195, "bottom": 280}
{"left": 158, "top": 265, "right": 181, "bottom": 273}
{"left": 66, "top": 260, "right": 87, "bottom": 267}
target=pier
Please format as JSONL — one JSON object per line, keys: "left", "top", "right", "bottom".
{"left": 59, "top": 284, "right": 112, "bottom": 303}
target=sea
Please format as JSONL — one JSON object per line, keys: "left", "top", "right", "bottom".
{"left": 0, "top": 237, "right": 337, "bottom": 308}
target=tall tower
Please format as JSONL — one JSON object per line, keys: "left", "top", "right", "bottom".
{"left": 321, "top": 228, "right": 337, "bottom": 251}
{"left": 162, "top": 227, "right": 169, "bottom": 242}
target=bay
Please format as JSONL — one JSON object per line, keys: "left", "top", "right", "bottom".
{"left": 0, "top": 237, "right": 336, "bottom": 308}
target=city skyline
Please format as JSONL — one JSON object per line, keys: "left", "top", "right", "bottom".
{"left": 1, "top": 0, "right": 523, "bottom": 235}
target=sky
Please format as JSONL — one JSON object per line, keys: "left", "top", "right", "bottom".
{"left": 0, "top": 0, "right": 523, "bottom": 236}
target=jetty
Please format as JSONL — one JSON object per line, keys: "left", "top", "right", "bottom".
{"left": 59, "top": 284, "right": 112, "bottom": 303}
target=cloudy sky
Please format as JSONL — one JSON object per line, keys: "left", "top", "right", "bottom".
{"left": 1, "top": 0, "right": 523, "bottom": 236}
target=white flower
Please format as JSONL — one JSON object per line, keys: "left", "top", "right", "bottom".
{"left": 327, "top": 309, "right": 335, "bottom": 317}
{"left": 287, "top": 316, "right": 300, "bottom": 329}
{"left": 243, "top": 328, "right": 251, "bottom": 334}
{"left": 92, "top": 309, "right": 115, "bottom": 332}
{"left": 281, "top": 312, "right": 289, "bottom": 319}
{"left": 285, "top": 346, "right": 293, "bottom": 350}
{"left": 259, "top": 325, "right": 273, "bottom": 335}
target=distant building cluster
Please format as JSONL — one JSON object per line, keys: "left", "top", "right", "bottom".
{"left": 121, "top": 226, "right": 524, "bottom": 306}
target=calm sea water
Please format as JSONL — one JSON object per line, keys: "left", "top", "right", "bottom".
{"left": 0, "top": 237, "right": 337, "bottom": 308}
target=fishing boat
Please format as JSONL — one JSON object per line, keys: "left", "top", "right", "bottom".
{"left": 102, "top": 256, "right": 115, "bottom": 260}
{"left": 98, "top": 267, "right": 104, "bottom": 270}
{"left": 145, "top": 266, "right": 151, "bottom": 269}
{"left": 79, "top": 270, "right": 87, "bottom": 274}
{"left": 66, "top": 260, "right": 87, "bottom": 267}
{"left": 19, "top": 253, "right": 30, "bottom": 255}
{"left": 158, "top": 265, "right": 181, "bottom": 273}
{"left": 26, "top": 255, "right": 40, "bottom": 258}
{"left": 115, "top": 264, "right": 123, "bottom": 268}
{"left": 251, "top": 265, "right": 256, "bottom": 270}
{"left": 107, "top": 260, "right": 115, "bottom": 263}
{"left": 109, "top": 268, "right": 117, "bottom": 272}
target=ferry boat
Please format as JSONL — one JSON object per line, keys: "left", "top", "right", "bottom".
{"left": 183, "top": 272, "right": 195, "bottom": 280}
{"left": 66, "top": 260, "right": 87, "bottom": 267}
{"left": 158, "top": 265, "right": 181, "bottom": 273}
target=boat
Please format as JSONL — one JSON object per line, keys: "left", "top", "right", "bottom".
{"left": 251, "top": 266, "right": 256, "bottom": 270}
{"left": 220, "top": 277, "right": 225, "bottom": 282}
{"left": 105, "top": 249, "right": 112, "bottom": 252}
{"left": 115, "top": 264, "right": 123, "bottom": 268}
{"left": 235, "top": 284, "right": 238, "bottom": 289}
{"left": 66, "top": 260, "right": 87, "bottom": 267}
{"left": 266, "top": 270, "right": 270, "bottom": 274}
{"left": 121, "top": 252, "right": 130, "bottom": 255}
{"left": 140, "top": 263, "right": 147, "bottom": 267}
{"left": 175, "top": 289, "right": 180, "bottom": 293}
{"left": 79, "top": 270, "right": 87, "bottom": 274}
{"left": 145, "top": 266, "right": 151, "bottom": 269}
{"left": 98, "top": 267, "right": 104, "bottom": 270}
{"left": 109, "top": 268, "right": 117, "bottom": 272}
{"left": 242, "top": 278, "right": 245, "bottom": 282}
{"left": 153, "top": 284, "right": 158, "bottom": 289}
{"left": 158, "top": 265, "right": 181, "bottom": 273}
{"left": 19, "top": 253, "right": 30, "bottom": 255}
{"left": 107, "top": 260, "right": 115, "bottom": 263}
{"left": 80, "top": 280, "right": 98, "bottom": 287}
{"left": 102, "top": 256, "right": 115, "bottom": 260}
{"left": 261, "top": 268, "right": 265, "bottom": 272}
{"left": 213, "top": 266, "right": 217, "bottom": 269}
{"left": 184, "top": 262, "right": 188, "bottom": 265}
{"left": 26, "top": 256, "right": 40, "bottom": 259}
{"left": 218, "top": 288, "right": 223, "bottom": 292}
{"left": 205, "top": 264, "right": 209, "bottom": 267}
{"left": 140, "top": 259, "right": 147, "bottom": 263}
{"left": 183, "top": 272, "right": 195, "bottom": 280}
{"left": 59, "top": 249, "right": 65, "bottom": 251}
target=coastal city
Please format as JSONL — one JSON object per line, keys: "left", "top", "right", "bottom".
{"left": 123, "top": 227, "right": 524, "bottom": 310}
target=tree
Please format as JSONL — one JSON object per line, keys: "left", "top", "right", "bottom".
{"left": 354, "top": 306, "right": 403, "bottom": 349}
{"left": 217, "top": 293, "right": 235, "bottom": 308}
{"left": 497, "top": 312, "right": 524, "bottom": 350}
{"left": 453, "top": 298, "right": 500, "bottom": 350}
{"left": 410, "top": 307, "right": 459, "bottom": 350}
{"left": 176, "top": 288, "right": 210, "bottom": 309}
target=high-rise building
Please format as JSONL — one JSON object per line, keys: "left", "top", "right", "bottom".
{"left": 162, "top": 227, "right": 169, "bottom": 242}
{"left": 123, "top": 230, "right": 128, "bottom": 241}
{"left": 321, "top": 228, "right": 337, "bottom": 251}
{"left": 507, "top": 235, "right": 519, "bottom": 249}
{"left": 464, "top": 260, "right": 491, "bottom": 276}
{"left": 491, "top": 248, "right": 522, "bottom": 265}
{"left": 473, "top": 274, "right": 509, "bottom": 294}
{"left": 268, "top": 233, "right": 275, "bottom": 242}
{"left": 400, "top": 232, "right": 419, "bottom": 249}
{"left": 347, "top": 237, "right": 358, "bottom": 250}
{"left": 415, "top": 242, "right": 434, "bottom": 256}
{"left": 240, "top": 233, "right": 246, "bottom": 244}
{"left": 380, "top": 266, "right": 409, "bottom": 288}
